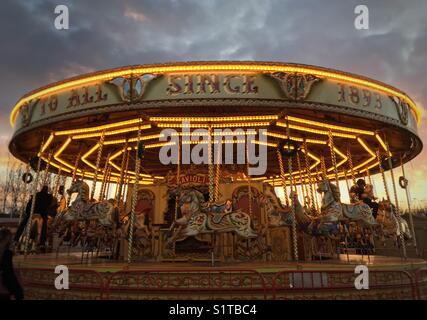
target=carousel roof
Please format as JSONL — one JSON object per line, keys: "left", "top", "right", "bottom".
{"left": 8, "top": 61, "right": 423, "bottom": 186}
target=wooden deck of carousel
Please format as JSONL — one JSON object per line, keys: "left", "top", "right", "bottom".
{"left": 14, "top": 253, "right": 427, "bottom": 300}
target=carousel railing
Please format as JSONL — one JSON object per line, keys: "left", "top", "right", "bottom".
{"left": 16, "top": 267, "right": 422, "bottom": 300}
{"left": 414, "top": 268, "right": 427, "bottom": 300}
{"left": 103, "top": 268, "right": 268, "bottom": 300}
{"left": 271, "top": 269, "right": 416, "bottom": 300}
{"left": 18, "top": 267, "right": 106, "bottom": 300}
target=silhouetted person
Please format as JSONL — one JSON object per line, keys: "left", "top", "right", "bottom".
{"left": 13, "top": 195, "right": 33, "bottom": 244}
{"left": 0, "top": 228, "right": 24, "bottom": 300}
{"left": 37, "top": 186, "right": 54, "bottom": 249}
{"left": 349, "top": 179, "right": 379, "bottom": 218}
{"left": 349, "top": 179, "right": 366, "bottom": 203}
{"left": 13, "top": 186, "right": 54, "bottom": 248}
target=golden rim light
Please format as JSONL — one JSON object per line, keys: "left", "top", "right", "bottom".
{"left": 36, "top": 113, "right": 392, "bottom": 186}
{"left": 9, "top": 62, "right": 422, "bottom": 126}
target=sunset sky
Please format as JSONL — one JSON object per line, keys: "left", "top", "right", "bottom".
{"left": 1, "top": 0, "right": 427, "bottom": 208}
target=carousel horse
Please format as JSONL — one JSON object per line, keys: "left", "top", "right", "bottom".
{"left": 289, "top": 191, "right": 339, "bottom": 237}
{"left": 62, "top": 180, "right": 116, "bottom": 226}
{"left": 167, "top": 188, "right": 258, "bottom": 245}
{"left": 377, "top": 200, "right": 412, "bottom": 240}
{"left": 261, "top": 183, "right": 294, "bottom": 226}
{"left": 316, "top": 180, "right": 377, "bottom": 226}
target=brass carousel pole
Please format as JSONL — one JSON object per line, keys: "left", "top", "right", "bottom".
{"left": 19, "top": 163, "right": 31, "bottom": 225}
{"left": 285, "top": 120, "right": 298, "bottom": 261}
{"left": 385, "top": 141, "right": 407, "bottom": 261}
{"left": 66, "top": 150, "right": 82, "bottom": 207}
{"left": 214, "top": 142, "right": 221, "bottom": 202}
{"left": 246, "top": 142, "right": 253, "bottom": 216}
{"left": 296, "top": 152, "right": 307, "bottom": 206}
{"left": 344, "top": 170, "right": 351, "bottom": 195}
{"left": 277, "top": 150, "right": 289, "bottom": 207}
{"left": 174, "top": 140, "right": 181, "bottom": 221}
{"left": 53, "top": 167, "right": 62, "bottom": 198}
{"left": 99, "top": 153, "right": 111, "bottom": 201}
{"left": 400, "top": 157, "right": 418, "bottom": 256}
{"left": 115, "top": 140, "right": 129, "bottom": 203}
{"left": 42, "top": 151, "right": 53, "bottom": 188}
{"left": 303, "top": 139, "right": 316, "bottom": 214}
{"left": 121, "top": 147, "right": 131, "bottom": 204}
{"left": 328, "top": 130, "right": 339, "bottom": 188}
{"left": 105, "top": 168, "right": 113, "bottom": 200}
{"left": 90, "top": 130, "right": 105, "bottom": 200}
{"left": 376, "top": 149, "right": 407, "bottom": 260}
{"left": 347, "top": 147, "right": 357, "bottom": 186}
{"left": 127, "top": 123, "right": 142, "bottom": 263}
{"left": 24, "top": 139, "right": 44, "bottom": 257}
{"left": 208, "top": 125, "right": 214, "bottom": 204}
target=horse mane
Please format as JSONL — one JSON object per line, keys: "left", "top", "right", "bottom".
{"left": 327, "top": 181, "right": 341, "bottom": 202}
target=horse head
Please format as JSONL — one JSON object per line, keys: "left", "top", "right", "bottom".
{"left": 316, "top": 179, "right": 329, "bottom": 193}
{"left": 178, "top": 188, "right": 205, "bottom": 215}
{"left": 67, "top": 180, "right": 90, "bottom": 201}
{"left": 317, "top": 180, "right": 340, "bottom": 202}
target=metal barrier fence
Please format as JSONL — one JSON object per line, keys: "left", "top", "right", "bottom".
{"left": 18, "top": 267, "right": 106, "bottom": 300}
{"left": 17, "top": 267, "right": 424, "bottom": 300}
{"left": 415, "top": 268, "right": 427, "bottom": 300}
{"left": 104, "top": 269, "right": 267, "bottom": 300}
{"left": 271, "top": 270, "right": 415, "bottom": 300}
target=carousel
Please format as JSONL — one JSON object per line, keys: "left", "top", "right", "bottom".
{"left": 7, "top": 61, "right": 427, "bottom": 299}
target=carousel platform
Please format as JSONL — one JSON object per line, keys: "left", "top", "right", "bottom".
{"left": 14, "top": 253, "right": 427, "bottom": 300}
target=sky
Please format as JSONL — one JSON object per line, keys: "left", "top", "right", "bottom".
{"left": 0, "top": 0, "right": 427, "bottom": 208}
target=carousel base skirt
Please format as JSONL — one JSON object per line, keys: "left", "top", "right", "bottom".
{"left": 14, "top": 253, "right": 427, "bottom": 300}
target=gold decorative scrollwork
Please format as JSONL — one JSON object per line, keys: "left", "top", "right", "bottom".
{"left": 20, "top": 99, "right": 39, "bottom": 127}
{"left": 390, "top": 96, "right": 409, "bottom": 125}
{"left": 267, "top": 72, "right": 321, "bottom": 101}
{"left": 108, "top": 73, "right": 161, "bottom": 103}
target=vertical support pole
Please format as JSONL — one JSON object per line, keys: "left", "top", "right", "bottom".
{"left": 121, "top": 147, "right": 131, "bottom": 204}
{"left": 24, "top": 140, "right": 44, "bottom": 257}
{"left": 208, "top": 125, "right": 214, "bottom": 204}
{"left": 214, "top": 142, "right": 221, "bottom": 202}
{"left": 347, "top": 147, "right": 357, "bottom": 186}
{"left": 91, "top": 130, "right": 105, "bottom": 200}
{"left": 284, "top": 120, "right": 298, "bottom": 261}
{"left": 53, "top": 167, "right": 62, "bottom": 198}
{"left": 246, "top": 142, "right": 253, "bottom": 216}
{"left": 328, "top": 130, "right": 339, "bottom": 188}
{"left": 303, "top": 139, "right": 316, "bottom": 214}
{"left": 19, "top": 164, "right": 31, "bottom": 225}
{"left": 296, "top": 152, "right": 306, "bottom": 204}
{"left": 376, "top": 149, "right": 406, "bottom": 260}
{"left": 400, "top": 158, "right": 418, "bottom": 256}
{"left": 42, "top": 151, "right": 53, "bottom": 187}
{"left": 127, "top": 124, "right": 142, "bottom": 263}
{"left": 66, "top": 150, "right": 81, "bottom": 208}
{"left": 99, "top": 152, "right": 111, "bottom": 201}
{"left": 174, "top": 139, "right": 181, "bottom": 221}
{"left": 116, "top": 140, "right": 129, "bottom": 203}
{"left": 277, "top": 150, "right": 289, "bottom": 207}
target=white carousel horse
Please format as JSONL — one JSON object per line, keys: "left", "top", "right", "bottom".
{"left": 167, "top": 188, "right": 258, "bottom": 245}
{"left": 289, "top": 191, "right": 339, "bottom": 236}
{"left": 316, "top": 180, "right": 377, "bottom": 226}
{"left": 63, "top": 180, "right": 116, "bottom": 226}
{"left": 377, "top": 200, "right": 412, "bottom": 240}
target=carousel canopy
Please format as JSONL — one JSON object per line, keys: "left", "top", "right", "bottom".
{"left": 8, "top": 61, "right": 423, "bottom": 186}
